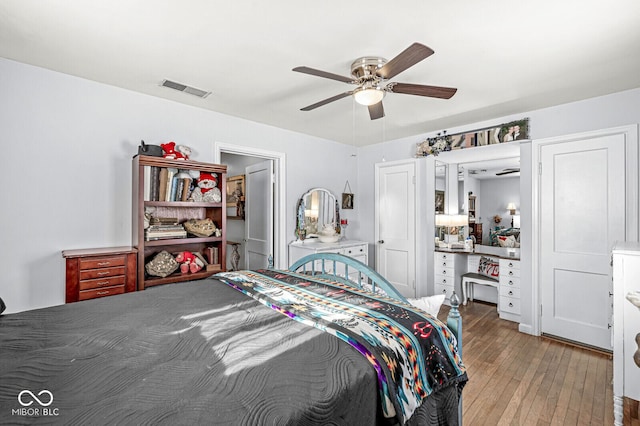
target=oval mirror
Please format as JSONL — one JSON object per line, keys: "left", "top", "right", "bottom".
{"left": 295, "top": 187, "right": 338, "bottom": 239}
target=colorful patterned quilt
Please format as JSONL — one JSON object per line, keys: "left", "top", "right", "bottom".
{"left": 215, "top": 269, "right": 467, "bottom": 424}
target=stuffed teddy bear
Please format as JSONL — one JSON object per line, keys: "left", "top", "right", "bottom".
{"left": 188, "top": 172, "right": 221, "bottom": 202}
{"left": 161, "top": 141, "right": 187, "bottom": 160}
{"left": 175, "top": 251, "right": 204, "bottom": 274}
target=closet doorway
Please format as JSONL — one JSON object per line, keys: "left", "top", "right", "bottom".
{"left": 214, "top": 143, "right": 286, "bottom": 270}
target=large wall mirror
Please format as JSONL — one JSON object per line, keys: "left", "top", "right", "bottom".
{"left": 434, "top": 143, "right": 521, "bottom": 250}
{"left": 295, "top": 187, "right": 339, "bottom": 239}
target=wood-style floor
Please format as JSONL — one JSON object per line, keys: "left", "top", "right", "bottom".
{"left": 438, "top": 301, "right": 615, "bottom": 425}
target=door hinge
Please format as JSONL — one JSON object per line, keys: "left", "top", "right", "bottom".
{"left": 412, "top": 175, "right": 416, "bottom": 185}
{"left": 271, "top": 173, "right": 275, "bottom": 184}
{"left": 540, "top": 304, "right": 543, "bottom": 316}
{"left": 538, "top": 162, "right": 542, "bottom": 175}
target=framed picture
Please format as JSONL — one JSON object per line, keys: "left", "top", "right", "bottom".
{"left": 226, "top": 175, "right": 245, "bottom": 207}
{"left": 435, "top": 190, "right": 445, "bottom": 214}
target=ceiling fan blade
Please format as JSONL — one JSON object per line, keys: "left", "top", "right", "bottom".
{"left": 388, "top": 82, "right": 457, "bottom": 99}
{"left": 376, "top": 43, "right": 434, "bottom": 80}
{"left": 368, "top": 102, "right": 385, "bottom": 120}
{"left": 300, "top": 91, "right": 353, "bottom": 111}
{"left": 293, "top": 66, "right": 355, "bottom": 84}
{"left": 496, "top": 168, "right": 520, "bottom": 176}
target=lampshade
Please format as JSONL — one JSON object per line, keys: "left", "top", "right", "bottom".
{"left": 353, "top": 87, "right": 385, "bottom": 106}
{"left": 506, "top": 202, "right": 517, "bottom": 214}
{"left": 435, "top": 214, "right": 451, "bottom": 227}
{"left": 450, "top": 214, "right": 469, "bottom": 227}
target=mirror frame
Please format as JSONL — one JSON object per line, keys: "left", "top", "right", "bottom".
{"left": 295, "top": 187, "right": 340, "bottom": 240}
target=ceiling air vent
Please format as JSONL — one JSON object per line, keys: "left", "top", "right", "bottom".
{"left": 160, "top": 79, "right": 211, "bottom": 98}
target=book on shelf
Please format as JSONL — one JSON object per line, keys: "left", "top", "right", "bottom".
{"left": 150, "top": 166, "right": 160, "bottom": 201}
{"left": 164, "top": 168, "right": 178, "bottom": 201}
{"left": 181, "top": 177, "right": 193, "bottom": 201}
{"left": 143, "top": 166, "right": 151, "bottom": 201}
{"left": 147, "top": 224, "right": 184, "bottom": 231}
{"left": 158, "top": 168, "right": 169, "bottom": 201}
{"left": 150, "top": 217, "right": 179, "bottom": 225}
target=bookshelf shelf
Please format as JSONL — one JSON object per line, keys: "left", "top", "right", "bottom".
{"left": 132, "top": 155, "right": 227, "bottom": 290}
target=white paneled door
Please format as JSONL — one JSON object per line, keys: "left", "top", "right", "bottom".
{"left": 375, "top": 160, "right": 416, "bottom": 299}
{"left": 245, "top": 160, "right": 274, "bottom": 269}
{"left": 540, "top": 134, "right": 625, "bottom": 350}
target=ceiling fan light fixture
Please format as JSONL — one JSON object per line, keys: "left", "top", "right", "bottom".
{"left": 353, "top": 87, "right": 385, "bottom": 106}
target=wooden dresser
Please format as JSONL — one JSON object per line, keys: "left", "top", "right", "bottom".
{"left": 63, "top": 246, "right": 137, "bottom": 303}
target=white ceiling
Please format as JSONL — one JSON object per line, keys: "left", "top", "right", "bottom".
{"left": 2, "top": 0, "right": 639, "bottom": 146}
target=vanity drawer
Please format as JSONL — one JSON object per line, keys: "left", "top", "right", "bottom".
{"left": 435, "top": 252, "right": 455, "bottom": 263}
{"left": 500, "top": 267, "right": 520, "bottom": 279}
{"left": 500, "top": 285, "right": 521, "bottom": 299}
{"left": 435, "top": 274, "right": 455, "bottom": 287}
{"left": 435, "top": 283, "right": 454, "bottom": 299}
{"left": 500, "top": 296, "right": 521, "bottom": 314}
{"left": 501, "top": 259, "right": 520, "bottom": 270}
{"left": 500, "top": 276, "right": 520, "bottom": 289}
{"left": 436, "top": 266, "right": 455, "bottom": 278}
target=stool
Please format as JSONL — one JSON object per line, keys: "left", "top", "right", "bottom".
{"left": 461, "top": 272, "right": 499, "bottom": 308}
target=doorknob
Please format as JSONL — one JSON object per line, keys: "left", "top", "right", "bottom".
{"left": 378, "top": 240, "right": 384, "bottom": 244}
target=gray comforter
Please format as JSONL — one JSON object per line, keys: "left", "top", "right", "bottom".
{"left": 0, "top": 278, "right": 460, "bottom": 425}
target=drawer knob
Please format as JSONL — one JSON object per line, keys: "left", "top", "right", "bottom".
{"left": 442, "top": 289, "right": 447, "bottom": 294}
{"left": 442, "top": 279, "right": 447, "bottom": 284}
{"left": 509, "top": 302, "right": 514, "bottom": 307}
{"left": 442, "top": 270, "right": 447, "bottom": 275}
{"left": 508, "top": 262, "right": 513, "bottom": 267}
{"left": 509, "top": 271, "right": 514, "bottom": 276}
{"left": 509, "top": 280, "right": 514, "bottom": 286}
{"left": 97, "top": 261, "right": 111, "bottom": 266}
{"left": 97, "top": 271, "right": 110, "bottom": 276}
{"left": 97, "top": 291, "right": 110, "bottom": 296}
{"left": 97, "top": 281, "right": 110, "bottom": 287}
{"left": 443, "top": 262, "right": 447, "bottom": 267}
{"left": 378, "top": 240, "right": 384, "bottom": 244}
{"left": 508, "top": 290, "right": 513, "bottom": 295}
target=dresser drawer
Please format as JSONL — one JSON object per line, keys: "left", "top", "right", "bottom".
{"left": 80, "top": 256, "right": 126, "bottom": 270}
{"left": 500, "top": 285, "right": 521, "bottom": 299}
{"left": 80, "top": 266, "right": 126, "bottom": 281}
{"left": 79, "top": 285, "right": 125, "bottom": 301}
{"left": 343, "top": 245, "right": 367, "bottom": 258}
{"left": 500, "top": 296, "right": 521, "bottom": 314}
{"left": 79, "top": 275, "right": 126, "bottom": 291}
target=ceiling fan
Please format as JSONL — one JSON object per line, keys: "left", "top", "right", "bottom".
{"left": 496, "top": 168, "right": 520, "bottom": 176}
{"left": 292, "top": 42, "right": 457, "bottom": 120}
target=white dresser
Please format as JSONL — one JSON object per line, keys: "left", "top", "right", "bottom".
{"left": 434, "top": 251, "right": 465, "bottom": 305}
{"left": 612, "top": 242, "right": 640, "bottom": 425}
{"left": 289, "top": 239, "right": 368, "bottom": 280}
{"left": 498, "top": 258, "right": 521, "bottom": 322}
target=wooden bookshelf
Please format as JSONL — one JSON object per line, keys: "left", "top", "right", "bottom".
{"left": 132, "top": 155, "right": 227, "bottom": 290}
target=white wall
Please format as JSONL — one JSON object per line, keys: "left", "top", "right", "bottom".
{"left": 356, "top": 87, "right": 640, "bottom": 332}
{"left": 478, "top": 176, "right": 520, "bottom": 244}
{"left": 0, "top": 58, "right": 358, "bottom": 313}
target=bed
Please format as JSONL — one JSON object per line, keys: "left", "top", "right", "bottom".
{"left": 0, "top": 254, "right": 466, "bottom": 425}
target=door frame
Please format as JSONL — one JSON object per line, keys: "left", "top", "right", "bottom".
{"left": 214, "top": 142, "right": 287, "bottom": 269}
{"left": 530, "top": 125, "right": 639, "bottom": 337}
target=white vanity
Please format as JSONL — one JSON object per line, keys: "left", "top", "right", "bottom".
{"left": 612, "top": 241, "right": 640, "bottom": 425}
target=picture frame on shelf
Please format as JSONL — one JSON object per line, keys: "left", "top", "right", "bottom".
{"left": 435, "top": 190, "right": 445, "bottom": 214}
{"left": 226, "top": 175, "right": 245, "bottom": 207}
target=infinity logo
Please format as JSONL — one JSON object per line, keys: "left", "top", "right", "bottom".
{"left": 18, "top": 390, "right": 53, "bottom": 407}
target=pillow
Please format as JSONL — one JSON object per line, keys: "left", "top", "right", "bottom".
{"left": 145, "top": 250, "right": 179, "bottom": 277}
{"left": 407, "top": 294, "right": 446, "bottom": 317}
{"left": 498, "top": 235, "right": 517, "bottom": 248}
{"left": 478, "top": 256, "right": 499, "bottom": 278}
